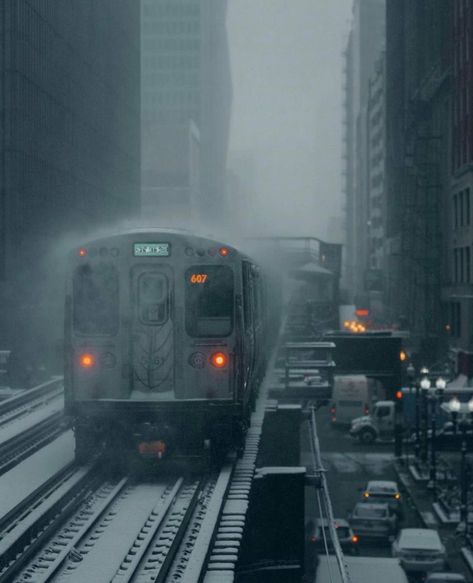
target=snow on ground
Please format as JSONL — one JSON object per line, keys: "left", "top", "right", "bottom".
{"left": 0, "top": 394, "right": 64, "bottom": 444}
{"left": 0, "top": 430, "right": 74, "bottom": 517}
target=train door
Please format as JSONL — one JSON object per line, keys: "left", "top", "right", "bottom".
{"left": 130, "top": 265, "right": 174, "bottom": 396}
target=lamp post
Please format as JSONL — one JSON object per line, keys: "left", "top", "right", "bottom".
{"left": 406, "top": 363, "right": 421, "bottom": 460}
{"left": 448, "top": 396, "right": 473, "bottom": 535}
{"left": 420, "top": 373, "right": 430, "bottom": 464}
{"left": 426, "top": 377, "right": 446, "bottom": 495}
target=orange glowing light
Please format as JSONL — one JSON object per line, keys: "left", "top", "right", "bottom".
{"left": 352, "top": 535, "right": 359, "bottom": 543}
{"left": 218, "top": 247, "right": 229, "bottom": 257}
{"left": 355, "top": 308, "right": 369, "bottom": 317}
{"left": 79, "top": 353, "right": 95, "bottom": 368}
{"left": 210, "top": 352, "right": 227, "bottom": 368}
{"left": 78, "top": 247, "right": 87, "bottom": 257}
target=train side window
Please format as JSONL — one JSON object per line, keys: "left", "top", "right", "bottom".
{"left": 138, "top": 273, "right": 168, "bottom": 325}
{"left": 73, "top": 262, "right": 119, "bottom": 335}
{"left": 185, "top": 265, "right": 234, "bottom": 337}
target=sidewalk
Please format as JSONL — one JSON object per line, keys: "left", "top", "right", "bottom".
{"left": 394, "top": 454, "right": 473, "bottom": 581}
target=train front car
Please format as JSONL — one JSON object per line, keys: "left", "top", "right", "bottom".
{"left": 65, "top": 230, "right": 263, "bottom": 467}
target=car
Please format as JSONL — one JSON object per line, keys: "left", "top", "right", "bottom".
{"left": 425, "top": 573, "right": 467, "bottom": 583}
{"left": 392, "top": 528, "right": 446, "bottom": 573}
{"left": 308, "top": 518, "right": 359, "bottom": 554}
{"left": 349, "top": 502, "right": 398, "bottom": 540}
{"left": 361, "top": 480, "right": 403, "bottom": 515}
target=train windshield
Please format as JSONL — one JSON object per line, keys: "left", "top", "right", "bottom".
{"left": 73, "top": 263, "right": 119, "bottom": 335}
{"left": 185, "top": 265, "right": 234, "bottom": 337}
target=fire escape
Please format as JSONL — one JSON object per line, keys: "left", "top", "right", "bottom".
{"left": 400, "top": 59, "right": 448, "bottom": 357}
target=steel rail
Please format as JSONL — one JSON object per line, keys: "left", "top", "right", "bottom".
{"left": 0, "top": 410, "right": 67, "bottom": 476}
{"left": 0, "top": 377, "right": 63, "bottom": 421}
{"left": 0, "top": 464, "right": 104, "bottom": 582}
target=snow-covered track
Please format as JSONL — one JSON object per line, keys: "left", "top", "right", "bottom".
{"left": 8, "top": 475, "right": 206, "bottom": 583}
{"left": 0, "top": 378, "right": 63, "bottom": 425}
{"left": 1, "top": 463, "right": 236, "bottom": 583}
{"left": 0, "top": 463, "right": 103, "bottom": 582}
{"left": 0, "top": 410, "right": 66, "bottom": 476}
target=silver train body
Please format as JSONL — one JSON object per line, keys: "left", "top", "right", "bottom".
{"left": 64, "top": 229, "right": 267, "bottom": 464}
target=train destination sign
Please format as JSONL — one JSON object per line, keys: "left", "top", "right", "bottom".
{"left": 133, "top": 242, "right": 170, "bottom": 257}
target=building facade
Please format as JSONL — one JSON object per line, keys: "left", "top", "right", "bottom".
{"left": 444, "top": 1, "right": 473, "bottom": 373}
{"left": 342, "top": 0, "right": 386, "bottom": 307}
{"left": 0, "top": 1, "right": 141, "bottom": 374}
{"left": 366, "top": 52, "right": 386, "bottom": 319}
{"left": 385, "top": 0, "right": 452, "bottom": 361}
{"left": 141, "top": 0, "right": 232, "bottom": 228}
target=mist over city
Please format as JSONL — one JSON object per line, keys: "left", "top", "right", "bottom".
{"left": 0, "top": 2, "right": 472, "bottom": 582}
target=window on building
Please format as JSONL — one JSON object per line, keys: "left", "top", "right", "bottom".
{"left": 464, "top": 188, "right": 470, "bottom": 225}
{"left": 460, "top": 190, "right": 464, "bottom": 226}
{"left": 454, "top": 248, "right": 459, "bottom": 282}
{"left": 466, "top": 246, "right": 471, "bottom": 283}
{"left": 460, "top": 247, "right": 465, "bottom": 282}
{"left": 454, "top": 194, "right": 458, "bottom": 229}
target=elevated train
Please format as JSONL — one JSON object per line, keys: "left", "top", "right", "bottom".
{"left": 64, "top": 229, "right": 269, "bottom": 465}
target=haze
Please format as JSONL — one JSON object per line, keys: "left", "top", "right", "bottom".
{"left": 228, "top": 0, "right": 352, "bottom": 240}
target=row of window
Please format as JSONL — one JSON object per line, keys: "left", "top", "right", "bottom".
{"left": 143, "top": 37, "right": 199, "bottom": 52}
{"left": 73, "top": 265, "right": 234, "bottom": 338}
{"left": 142, "top": 21, "right": 200, "bottom": 35}
{"left": 453, "top": 187, "right": 471, "bottom": 228}
{"left": 143, "top": 3, "right": 199, "bottom": 18}
{"left": 453, "top": 246, "right": 471, "bottom": 283}
{"left": 143, "top": 72, "right": 199, "bottom": 88}
{"left": 143, "top": 91, "right": 199, "bottom": 107}
{"left": 143, "top": 55, "right": 199, "bottom": 70}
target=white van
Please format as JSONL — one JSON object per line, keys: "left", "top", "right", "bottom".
{"left": 330, "top": 374, "right": 384, "bottom": 426}
{"left": 316, "top": 555, "right": 409, "bottom": 583}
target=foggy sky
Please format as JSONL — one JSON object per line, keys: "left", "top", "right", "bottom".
{"left": 228, "top": 0, "right": 352, "bottom": 241}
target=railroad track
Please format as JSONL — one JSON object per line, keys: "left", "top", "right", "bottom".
{"left": 1, "top": 463, "right": 234, "bottom": 583}
{"left": 0, "top": 378, "right": 66, "bottom": 475}
{"left": 0, "top": 378, "right": 64, "bottom": 430}
{"left": 0, "top": 410, "right": 67, "bottom": 476}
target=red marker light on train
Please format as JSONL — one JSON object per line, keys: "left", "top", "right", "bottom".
{"left": 79, "top": 353, "right": 95, "bottom": 368}
{"left": 218, "top": 247, "right": 229, "bottom": 257}
{"left": 78, "top": 247, "right": 87, "bottom": 257}
{"left": 210, "top": 352, "right": 227, "bottom": 368}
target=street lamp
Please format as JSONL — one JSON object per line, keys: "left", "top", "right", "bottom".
{"left": 420, "top": 375, "right": 431, "bottom": 463}
{"left": 406, "top": 364, "right": 421, "bottom": 460}
{"left": 448, "top": 396, "right": 473, "bottom": 535}
{"left": 426, "top": 377, "right": 446, "bottom": 495}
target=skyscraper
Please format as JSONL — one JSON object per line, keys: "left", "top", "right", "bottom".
{"left": 0, "top": 1, "right": 141, "bottom": 371}
{"left": 141, "top": 0, "right": 232, "bottom": 228}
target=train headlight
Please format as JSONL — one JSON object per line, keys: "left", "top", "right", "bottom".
{"left": 210, "top": 352, "right": 227, "bottom": 368}
{"left": 79, "top": 353, "right": 96, "bottom": 368}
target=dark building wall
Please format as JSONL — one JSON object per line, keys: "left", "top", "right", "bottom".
{"left": 0, "top": 0, "right": 140, "bottom": 372}
{"left": 385, "top": 0, "right": 452, "bottom": 359}
{"left": 444, "top": 1, "right": 473, "bottom": 365}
